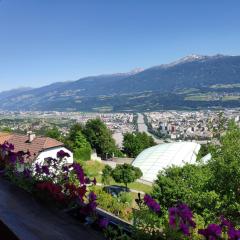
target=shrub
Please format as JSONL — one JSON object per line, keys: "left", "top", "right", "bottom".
{"left": 74, "top": 147, "right": 91, "bottom": 162}
{"left": 118, "top": 192, "right": 133, "bottom": 205}
{"left": 111, "top": 164, "right": 143, "bottom": 189}
{"left": 94, "top": 187, "right": 133, "bottom": 221}
{"left": 102, "top": 165, "right": 113, "bottom": 185}
{"left": 83, "top": 161, "right": 103, "bottom": 178}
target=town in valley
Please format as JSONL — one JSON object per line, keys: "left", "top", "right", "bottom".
{"left": 1, "top": 109, "right": 239, "bottom": 148}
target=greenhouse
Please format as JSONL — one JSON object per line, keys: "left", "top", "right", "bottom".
{"left": 132, "top": 142, "right": 201, "bottom": 183}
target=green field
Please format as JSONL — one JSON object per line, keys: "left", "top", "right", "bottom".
{"left": 210, "top": 83, "right": 240, "bottom": 89}
{"left": 92, "top": 106, "right": 113, "bottom": 112}
{"left": 184, "top": 93, "right": 216, "bottom": 101}
{"left": 222, "top": 95, "right": 240, "bottom": 101}
{"left": 83, "top": 161, "right": 152, "bottom": 193}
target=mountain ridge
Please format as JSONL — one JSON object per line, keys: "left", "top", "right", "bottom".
{"left": 1, "top": 54, "right": 240, "bottom": 112}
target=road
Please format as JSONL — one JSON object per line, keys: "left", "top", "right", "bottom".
{"left": 137, "top": 113, "right": 163, "bottom": 144}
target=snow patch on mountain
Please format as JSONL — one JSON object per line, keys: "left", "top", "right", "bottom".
{"left": 152, "top": 54, "right": 228, "bottom": 70}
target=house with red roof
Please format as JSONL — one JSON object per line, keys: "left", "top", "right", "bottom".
{"left": 0, "top": 131, "right": 73, "bottom": 167}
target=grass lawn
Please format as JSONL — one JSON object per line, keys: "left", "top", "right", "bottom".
{"left": 184, "top": 94, "right": 214, "bottom": 101}
{"left": 222, "top": 95, "right": 240, "bottom": 101}
{"left": 82, "top": 160, "right": 152, "bottom": 193}
{"left": 127, "top": 182, "right": 152, "bottom": 193}
{"left": 210, "top": 83, "right": 240, "bottom": 89}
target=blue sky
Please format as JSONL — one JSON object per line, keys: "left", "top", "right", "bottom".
{"left": 0, "top": 0, "right": 240, "bottom": 91}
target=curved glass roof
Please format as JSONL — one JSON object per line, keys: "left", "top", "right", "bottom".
{"left": 132, "top": 142, "right": 201, "bottom": 183}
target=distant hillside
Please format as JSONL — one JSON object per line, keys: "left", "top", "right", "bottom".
{"left": 0, "top": 87, "right": 32, "bottom": 101}
{"left": 1, "top": 54, "right": 240, "bottom": 112}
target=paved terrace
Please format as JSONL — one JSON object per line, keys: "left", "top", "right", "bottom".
{"left": 0, "top": 178, "right": 104, "bottom": 240}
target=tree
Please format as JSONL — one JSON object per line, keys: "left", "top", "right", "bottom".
{"left": 152, "top": 122, "right": 240, "bottom": 225}
{"left": 123, "top": 132, "right": 156, "bottom": 158}
{"left": 102, "top": 165, "right": 113, "bottom": 185}
{"left": 152, "top": 164, "right": 220, "bottom": 222}
{"left": 72, "top": 131, "right": 92, "bottom": 161}
{"left": 65, "top": 124, "right": 91, "bottom": 161}
{"left": 83, "top": 118, "right": 118, "bottom": 158}
{"left": 111, "top": 163, "right": 142, "bottom": 189}
{"left": 196, "top": 143, "right": 214, "bottom": 161}
{"left": 45, "top": 126, "right": 62, "bottom": 141}
{"left": 208, "top": 121, "right": 240, "bottom": 223}
{"left": 0, "top": 127, "right": 12, "bottom": 133}
{"left": 68, "top": 123, "right": 84, "bottom": 142}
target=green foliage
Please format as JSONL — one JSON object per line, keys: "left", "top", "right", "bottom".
{"left": 114, "top": 148, "right": 125, "bottom": 158}
{"left": 152, "top": 122, "right": 240, "bottom": 225}
{"left": 126, "top": 182, "right": 152, "bottom": 194}
{"left": 93, "top": 187, "right": 133, "bottom": 221}
{"left": 65, "top": 123, "right": 84, "bottom": 150}
{"left": 104, "top": 226, "right": 132, "bottom": 240}
{"left": 45, "top": 126, "right": 62, "bottom": 140}
{"left": 152, "top": 163, "right": 221, "bottom": 222}
{"left": 123, "top": 132, "right": 156, "bottom": 158}
{"left": 132, "top": 195, "right": 205, "bottom": 240}
{"left": 132, "top": 203, "right": 165, "bottom": 240}
{"left": 74, "top": 148, "right": 91, "bottom": 162}
{"left": 102, "top": 165, "right": 113, "bottom": 185}
{"left": 111, "top": 164, "right": 143, "bottom": 189}
{"left": 83, "top": 161, "right": 103, "bottom": 179}
{"left": 0, "top": 127, "right": 12, "bottom": 133}
{"left": 72, "top": 131, "right": 91, "bottom": 161}
{"left": 208, "top": 121, "right": 240, "bottom": 223}
{"left": 65, "top": 124, "right": 92, "bottom": 161}
{"left": 5, "top": 166, "right": 36, "bottom": 192}
{"left": 196, "top": 143, "right": 211, "bottom": 161}
{"left": 68, "top": 123, "right": 84, "bottom": 142}
{"left": 118, "top": 192, "right": 133, "bottom": 205}
{"left": 83, "top": 118, "right": 118, "bottom": 158}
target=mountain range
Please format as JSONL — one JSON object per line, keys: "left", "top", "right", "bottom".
{"left": 1, "top": 54, "right": 240, "bottom": 112}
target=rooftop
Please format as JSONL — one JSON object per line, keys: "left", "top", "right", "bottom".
{"left": 132, "top": 142, "right": 201, "bottom": 183}
{"left": 0, "top": 133, "right": 64, "bottom": 162}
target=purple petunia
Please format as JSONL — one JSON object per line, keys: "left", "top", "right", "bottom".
{"left": 169, "top": 203, "right": 196, "bottom": 236}
{"left": 88, "top": 191, "right": 97, "bottom": 202}
{"left": 143, "top": 194, "right": 161, "bottom": 214}
{"left": 220, "top": 215, "right": 232, "bottom": 228}
{"left": 9, "top": 152, "right": 17, "bottom": 164}
{"left": 198, "top": 224, "right": 222, "bottom": 239}
{"left": 88, "top": 201, "right": 97, "bottom": 211}
{"left": 228, "top": 227, "right": 240, "bottom": 240}
{"left": 23, "top": 168, "right": 31, "bottom": 178}
{"left": 42, "top": 165, "right": 50, "bottom": 175}
{"left": 98, "top": 218, "right": 109, "bottom": 229}
{"left": 0, "top": 169, "right": 5, "bottom": 175}
{"left": 9, "top": 143, "right": 14, "bottom": 151}
{"left": 1, "top": 142, "right": 14, "bottom": 152}
{"left": 220, "top": 216, "right": 240, "bottom": 240}
{"left": 179, "top": 221, "right": 190, "bottom": 236}
{"left": 88, "top": 191, "right": 97, "bottom": 211}
{"left": 84, "top": 177, "right": 91, "bottom": 184}
{"left": 71, "top": 163, "right": 85, "bottom": 184}
{"left": 57, "top": 150, "right": 70, "bottom": 159}
{"left": 62, "top": 165, "right": 69, "bottom": 172}
{"left": 35, "top": 163, "right": 42, "bottom": 174}
{"left": 92, "top": 177, "right": 97, "bottom": 185}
